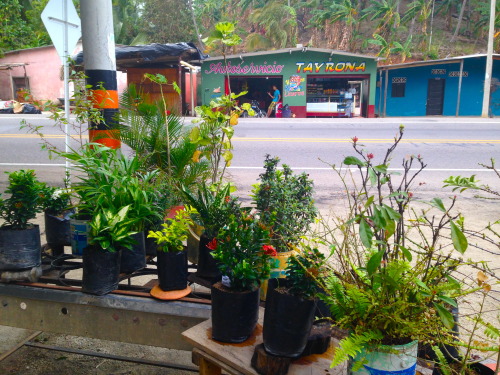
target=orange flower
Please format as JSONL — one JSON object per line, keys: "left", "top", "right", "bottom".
{"left": 14, "top": 202, "right": 23, "bottom": 208}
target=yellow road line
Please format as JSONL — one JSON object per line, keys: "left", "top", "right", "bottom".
{"left": 1, "top": 134, "right": 499, "bottom": 144}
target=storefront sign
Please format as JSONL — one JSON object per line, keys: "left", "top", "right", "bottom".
{"left": 205, "top": 61, "right": 285, "bottom": 75}
{"left": 295, "top": 62, "right": 366, "bottom": 73}
{"left": 284, "top": 75, "right": 305, "bottom": 97}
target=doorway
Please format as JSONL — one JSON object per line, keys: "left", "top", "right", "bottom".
{"left": 230, "top": 76, "right": 283, "bottom": 113}
{"left": 426, "top": 78, "right": 445, "bottom": 115}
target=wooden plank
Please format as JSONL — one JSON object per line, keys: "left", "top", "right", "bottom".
{"left": 182, "top": 313, "right": 347, "bottom": 375}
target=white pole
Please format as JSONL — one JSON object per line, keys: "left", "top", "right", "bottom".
{"left": 63, "top": 0, "right": 71, "bottom": 180}
{"left": 481, "top": 0, "right": 495, "bottom": 117}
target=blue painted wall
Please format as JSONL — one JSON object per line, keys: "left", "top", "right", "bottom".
{"left": 376, "top": 56, "right": 500, "bottom": 116}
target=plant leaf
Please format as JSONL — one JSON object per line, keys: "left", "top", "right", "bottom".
{"left": 366, "top": 250, "right": 384, "bottom": 276}
{"left": 433, "top": 302, "right": 455, "bottom": 329}
{"left": 344, "top": 156, "right": 365, "bottom": 166}
{"left": 359, "top": 218, "right": 373, "bottom": 248}
{"left": 430, "top": 198, "right": 446, "bottom": 212}
{"left": 450, "top": 220, "right": 468, "bottom": 254}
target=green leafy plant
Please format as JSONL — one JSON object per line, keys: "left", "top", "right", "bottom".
{"left": 89, "top": 205, "right": 138, "bottom": 252}
{"left": 119, "top": 83, "right": 209, "bottom": 196}
{"left": 181, "top": 182, "right": 240, "bottom": 238}
{"left": 286, "top": 246, "right": 327, "bottom": 299}
{"left": 148, "top": 207, "right": 195, "bottom": 253}
{"left": 191, "top": 21, "right": 253, "bottom": 186}
{"left": 252, "top": 155, "right": 317, "bottom": 253}
{"left": 0, "top": 169, "right": 46, "bottom": 230}
{"left": 61, "top": 144, "right": 164, "bottom": 232}
{"left": 41, "top": 185, "right": 72, "bottom": 216}
{"left": 318, "top": 127, "right": 481, "bottom": 369}
{"left": 211, "top": 211, "right": 274, "bottom": 292}
{"left": 190, "top": 92, "right": 253, "bottom": 186}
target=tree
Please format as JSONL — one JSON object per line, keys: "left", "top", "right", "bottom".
{"left": 246, "top": 0, "right": 298, "bottom": 50}
{"left": 139, "top": 0, "right": 197, "bottom": 44}
{"left": 391, "top": 35, "right": 412, "bottom": 62}
{"left": 112, "top": 0, "right": 147, "bottom": 45}
{"left": 402, "top": 0, "right": 433, "bottom": 35}
{"left": 362, "top": 0, "right": 401, "bottom": 40}
{"left": 0, "top": 0, "right": 35, "bottom": 56}
{"left": 308, "top": 0, "right": 360, "bottom": 50}
{"left": 368, "top": 33, "right": 393, "bottom": 58}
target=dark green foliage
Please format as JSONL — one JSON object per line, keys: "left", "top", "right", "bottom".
{"left": 253, "top": 155, "right": 317, "bottom": 252}
{"left": 0, "top": 170, "right": 46, "bottom": 230}
{"left": 181, "top": 182, "right": 239, "bottom": 238}
{"left": 119, "top": 83, "right": 209, "bottom": 196}
{"left": 286, "top": 247, "right": 326, "bottom": 299}
{"left": 212, "top": 212, "right": 272, "bottom": 292}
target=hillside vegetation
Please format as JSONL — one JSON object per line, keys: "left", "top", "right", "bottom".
{"left": 1, "top": 0, "right": 498, "bottom": 62}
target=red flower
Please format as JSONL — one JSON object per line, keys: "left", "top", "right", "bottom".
{"left": 224, "top": 196, "right": 231, "bottom": 203}
{"left": 367, "top": 153, "right": 374, "bottom": 160}
{"left": 262, "top": 245, "right": 277, "bottom": 256}
{"left": 207, "top": 238, "right": 217, "bottom": 250}
{"left": 352, "top": 136, "right": 359, "bottom": 144}
{"left": 408, "top": 192, "right": 413, "bottom": 198}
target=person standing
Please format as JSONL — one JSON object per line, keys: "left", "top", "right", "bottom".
{"left": 267, "top": 85, "right": 281, "bottom": 117}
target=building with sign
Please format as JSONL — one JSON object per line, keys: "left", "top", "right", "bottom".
{"left": 376, "top": 54, "right": 500, "bottom": 117}
{"left": 199, "top": 48, "right": 379, "bottom": 118}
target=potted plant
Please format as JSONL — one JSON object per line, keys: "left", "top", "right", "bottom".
{"left": 263, "top": 246, "right": 327, "bottom": 358}
{"left": 41, "top": 184, "right": 72, "bottom": 257}
{"left": 82, "top": 205, "right": 138, "bottom": 295}
{"left": 252, "top": 155, "right": 317, "bottom": 298}
{"left": 0, "top": 170, "right": 46, "bottom": 273}
{"left": 181, "top": 182, "right": 239, "bottom": 282}
{"left": 147, "top": 207, "right": 195, "bottom": 299}
{"left": 62, "top": 144, "right": 163, "bottom": 272}
{"left": 320, "top": 128, "right": 473, "bottom": 375}
{"left": 209, "top": 210, "right": 275, "bottom": 343}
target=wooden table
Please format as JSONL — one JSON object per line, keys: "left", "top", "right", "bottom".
{"left": 182, "top": 316, "right": 347, "bottom": 375}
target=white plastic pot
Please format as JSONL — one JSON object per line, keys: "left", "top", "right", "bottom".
{"left": 351, "top": 340, "right": 418, "bottom": 375}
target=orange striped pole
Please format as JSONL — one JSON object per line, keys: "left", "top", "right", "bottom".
{"left": 80, "top": 0, "right": 120, "bottom": 149}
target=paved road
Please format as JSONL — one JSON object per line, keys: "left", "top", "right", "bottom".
{"left": 1, "top": 114, "right": 499, "bottom": 209}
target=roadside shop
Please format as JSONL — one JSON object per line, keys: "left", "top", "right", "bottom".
{"left": 200, "top": 47, "right": 379, "bottom": 118}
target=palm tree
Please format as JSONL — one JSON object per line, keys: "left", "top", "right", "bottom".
{"left": 309, "top": 0, "right": 360, "bottom": 49}
{"left": 362, "top": 0, "right": 401, "bottom": 40}
{"left": 246, "top": 0, "right": 298, "bottom": 49}
{"left": 402, "top": 0, "right": 433, "bottom": 35}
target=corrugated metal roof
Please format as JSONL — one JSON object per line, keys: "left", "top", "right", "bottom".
{"left": 379, "top": 54, "right": 500, "bottom": 70}
{"left": 203, "top": 47, "right": 379, "bottom": 62}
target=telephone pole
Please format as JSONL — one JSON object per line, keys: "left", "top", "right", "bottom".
{"left": 80, "top": 0, "right": 120, "bottom": 148}
{"left": 481, "top": 0, "right": 495, "bottom": 118}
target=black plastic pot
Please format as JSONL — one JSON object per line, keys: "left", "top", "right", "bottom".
{"left": 0, "top": 225, "right": 41, "bottom": 271}
{"left": 211, "top": 282, "right": 260, "bottom": 343}
{"left": 263, "top": 284, "right": 317, "bottom": 358}
{"left": 120, "top": 232, "right": 146, "bottom": 274}
{"left": 196, "top": 233, "right": 221, "bottom": 282}
{"left": 157, "top": 250, "right": 188, "bottom": 291}
{"left": 44, "top": 211, "right": 73, "bottom": 256}
{"left": 82, "top": 245, "right": 122, "bottom": 295}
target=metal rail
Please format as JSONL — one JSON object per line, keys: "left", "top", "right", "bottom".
{"left": 0, "top": 283, "right": 211, "bottom": 351}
